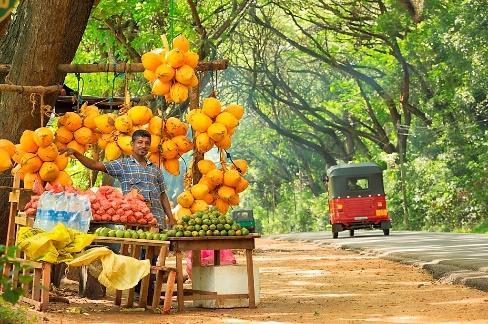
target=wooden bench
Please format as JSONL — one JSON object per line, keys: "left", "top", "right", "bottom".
{"left": 2, "top": 251, "right": 52, "bottom": 311}
{"left": 93, "top": 236, "right": 176, "bottom": 313}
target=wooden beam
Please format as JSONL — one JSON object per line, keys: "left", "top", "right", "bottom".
{"left": 56, "top": 59, "right": 229, "bottom": 74}
{"left": 1, "top": 60, "right": 229, "bottom": 75}
{"left": 0, "top": 84, "right": 62, "bottom": 94}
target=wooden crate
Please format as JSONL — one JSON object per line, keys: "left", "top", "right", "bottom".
{"left": 1, "top": 250, "right": 52, "bottom": 311}
{"left": 3, "top": 173, "right": 52, "bottom": 311}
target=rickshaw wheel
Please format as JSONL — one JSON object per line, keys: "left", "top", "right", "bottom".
{"left": 332, "top": 231, "right": 338, "bottom": 239}
{"left": 383, "top": 229, "right": 390, "bottom": 236}
{"left": 349, "top": 230, "right": 354, "bottom": 237}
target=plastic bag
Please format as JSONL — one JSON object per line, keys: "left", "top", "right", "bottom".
{"left": 16, "top": 223, "right": 95, "bottom": 264}
{"left": 34, "top": 191, "right": 92, "bottom": 233}
{"left": 67, "top": 247, "right": 150, "bottom": 291}
{"left": 186, "top": 249, "right": 237, "bottom": 278}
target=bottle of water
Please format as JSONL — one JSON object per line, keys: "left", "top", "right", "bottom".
{"left": 34, "top": 196, "right": 47, "bottom": 230}
{"left": 34, "top": 191, "right": 92, "bottom": 233}
{"left": 69, "top": 193, "right": 82, "bottom": 232}
{"left": 34, "top": 192, "right": 58, "bottom": 231}
{"left": 79, "top": 195, "right": 92, "bottom": 233}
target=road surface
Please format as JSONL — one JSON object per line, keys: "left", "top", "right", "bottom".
{"left": 269, "top": 230, "right": 488, "bottom": 291}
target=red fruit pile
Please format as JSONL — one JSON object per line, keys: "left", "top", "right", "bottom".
{"left": 23, "top": 196, "right": 39, "bottom": 216}
{"left": 22, "top": 181, "right": 158, "bottom": 226}
{"left": 89, "top": 186, "right": 158, "bottom": 225}
{"left": 23, "top": 181, "right": 83, "bottom": 216}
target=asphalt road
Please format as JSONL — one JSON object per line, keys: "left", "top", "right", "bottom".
{"left": 268, "top": 230, "right": 488, "bottom": 291}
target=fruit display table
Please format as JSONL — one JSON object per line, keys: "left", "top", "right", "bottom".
{"left": 92, "top": 236, "right": 175, "bottom": 312}
{"left": 169, "top": 234, "right": 260, "bottom": 312}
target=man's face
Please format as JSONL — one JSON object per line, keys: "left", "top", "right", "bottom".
{"left": 132, "top": 136, "right": 151, "bottom": 156}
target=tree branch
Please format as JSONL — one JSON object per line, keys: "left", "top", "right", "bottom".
{"left": 102, "top": 18, "right": 141, "bottom": 62}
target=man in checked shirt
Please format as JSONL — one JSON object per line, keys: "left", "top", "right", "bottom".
{"left": 62, "top": 129, "right": 176, "bottom": 228}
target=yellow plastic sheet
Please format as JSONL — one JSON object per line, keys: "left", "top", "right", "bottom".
{"left": 67, "top": 247, "right": 150, "bottom": 291}
{"left": 16, "top": 223, "right": 95, "bottom": 264}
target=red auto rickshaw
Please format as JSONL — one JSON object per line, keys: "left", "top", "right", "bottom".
{"left": 326, "top": 163, "right": 391, "bottom": 239}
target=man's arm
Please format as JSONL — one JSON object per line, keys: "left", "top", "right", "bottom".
{"left": 160, "top": 192, "right": 175, "bottom": 226}
{"left": 61, "top": 148, "right": 107, "bottom": 172}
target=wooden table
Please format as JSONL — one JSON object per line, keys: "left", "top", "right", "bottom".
{"left": 169, "top": 234, "right": 260, "bottom": 311}
{"left": 92, "top": 236, "right": 171, "bottom": 309}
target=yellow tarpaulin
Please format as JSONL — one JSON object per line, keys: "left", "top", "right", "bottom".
{"left": 67, "top": 247, "right": 150, "bottom": 291}
{"left": 16, "top": 223, "right": 95, "bottom": 264}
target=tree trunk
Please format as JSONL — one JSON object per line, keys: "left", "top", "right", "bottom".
{"left": 0, "top": 0, "right": 94, "bottom": 244}
{"left": 397, "top": 130, "right": 410, "bottom": 229}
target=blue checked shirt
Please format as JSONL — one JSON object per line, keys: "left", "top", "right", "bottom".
{"left": 104, "top": 156, "right": 167, "bottom": 226}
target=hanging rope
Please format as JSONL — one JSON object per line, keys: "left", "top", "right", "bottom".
{"left": 219, "top": 149, "right": 227, "bottom": 170}
{"left": 183, "top": 164, "right": 193, "bottom": 190}
{"left": 29, "top": 92, "right": 53, "bottom": 126}
{"left": 29, "top": 93, "right": 38, "bottom": 118}
{"left": 119, "top": 64, "right": 131, "bottom": 115}
{"left": 109, "top": 65, "right": 124, "bottom": 111}
{"left": 224, "top": 149, "right": 243, "bottom": 174}
{"left": 75, "top": 72, "right": 84, "bottom": 112}
{"left": 157, "top": 96, "right": 167, "bottom": 169}
{"left": 168, "top": 0, "right": 175, "bottom": 45}
{"left": 210, "top": 70, "right": 218, "bottom": 98}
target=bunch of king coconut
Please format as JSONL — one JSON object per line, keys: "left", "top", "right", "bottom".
{"left": 175, "top": 158, "right": 249, "bottom": 217}
{"left": 187, "top": 97, "right": 244, "bottom": 153}
{"left": 142, "top": 34, "right": 199, "bottom": 104}
{"left": 147, "top": 116, "right": 193, "bottom": 176}
{"left": 9, "top": 127, "right": 71, "bottom": 189}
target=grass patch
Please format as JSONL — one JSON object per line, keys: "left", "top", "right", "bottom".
{"left": 471, "top": 221, "right": 488, "bottom": 234}
{"left": 0, "top": 298, "right": 36, "bottom": 324}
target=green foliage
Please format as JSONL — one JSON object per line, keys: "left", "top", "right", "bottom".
{"left": 0, "top": 298, "right": 33, "bottom": 324}
{"left": 241, "top": 181, "right": 329, "bottom": 234}
{"left": 376, "top": 121, "right": 487, "bottom": 232}
{"left": 0, "top": 245, "right": 32, "bottom": 305}
{"left": 65, "top": 0, "right": 487, "bottom": 234}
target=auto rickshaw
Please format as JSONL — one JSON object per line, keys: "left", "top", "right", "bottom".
{"left": 326, "top": 163, "right": 391, "bottom": 238}
{"left": 231, "top": 209, "right": 256, "bottom": 232}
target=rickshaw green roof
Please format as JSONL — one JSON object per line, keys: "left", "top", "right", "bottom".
{"left": 327, "top": 163, "right": 382, "bottom": 177}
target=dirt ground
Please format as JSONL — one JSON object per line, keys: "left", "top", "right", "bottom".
{"left": 27, "top": 238, "right": 488, "bottom": 323}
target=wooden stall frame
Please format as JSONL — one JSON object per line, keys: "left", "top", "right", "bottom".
{"left": 169, "top": 235, "right": 260, "bottom": 312}
{"left": 1, "top": 57, "right": 230, "bottom": 313}
{"left": 1, "top": 173, "right": 52, "bottom": 311}
{"left": 93, "top": 236, "right": 176, "bottom": 313}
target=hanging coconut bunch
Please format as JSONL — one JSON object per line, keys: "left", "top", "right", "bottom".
{"left": 147, "top": 116, "right": 193, "bottom": 176}
{"left": 187, "top": 97, "right": 244, "bottom": 153}
{"left": 84, "top": 105, "right": 192, "bottom": 176}
{"left": 0, "top": 139, "right": 15, "bottom": 172}
{"left": 93, "top": 105, "right": 153, "bottom": 161}
{"left": 141, "top": 34, "right": 199, "bottom": 104}
{"left": 174, "top": 157, "right": 249, "bottom": 218}
{"left": 3, "top": 127, "right": 72, "bottom": 189}
{"left": 55, "top": 107, "right": 99, "bottom": 155}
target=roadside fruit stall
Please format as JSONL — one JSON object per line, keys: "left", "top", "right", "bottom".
{"left": 0, "top": 33, "right": 259, "bottom": 313}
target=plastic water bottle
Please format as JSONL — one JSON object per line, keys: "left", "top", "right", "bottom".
{"left": 79, "top": 195, "right": 92, "bottom": 233}
{"left": 34, "top": 192, "right": 57, "bottom": 231}
{"left": 34, "top": 191, "right": 92, "bottom": 233}
{"left": 34, "top": 198, "right": 47, "bottom": 230}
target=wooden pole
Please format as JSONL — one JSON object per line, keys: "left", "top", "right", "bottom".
{"left": 2, "top": 60, "right": 229, "bottom": 74}
{"left": 57, "top": 59, "right": 228, "bottom": 74}
{"left": 0, "top": 84, "right": 62, "bottom": 94}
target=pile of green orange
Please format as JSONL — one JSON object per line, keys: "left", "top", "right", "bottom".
{"left": 94, "top": 227, "right": 168, "bottom": 241}
{"left": 167, "top": 207, "right": 250, "bottom": 238}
